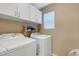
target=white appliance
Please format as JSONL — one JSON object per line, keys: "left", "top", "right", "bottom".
{"left": 0, "top": 33, "right": 36, "bottom": 56}
{"left": 31, "top": 32, "right": 51, "bottom": 56}
{"left": 68, "top": 49, "right": 79, "bottom": 56}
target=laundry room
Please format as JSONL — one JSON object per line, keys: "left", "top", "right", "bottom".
{"left": 0, "top": 3, "right": 79, "bottom": 56}
{"left": 0, "top": 3, "right": 53, "bottom": 56}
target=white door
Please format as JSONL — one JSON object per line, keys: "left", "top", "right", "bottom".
{"left": 0, "top": 3, "right": 17, "bottom": 17}
{"left": 30, "top": 5, "right": 42, "bottom": 24}
{"left": 18, "top": 3, "right": 29, "bottom": 20}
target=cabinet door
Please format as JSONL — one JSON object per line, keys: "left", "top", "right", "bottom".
{"left": 0, "top": 3, "right": 17, "bottom": 17}
{"left": 30, "top": 5, "right": 42, "bottom": 24}
{"left": 18, "top": 3, "right": 29, "bottom": 20}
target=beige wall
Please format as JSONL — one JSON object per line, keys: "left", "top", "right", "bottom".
{"left": 41, "top": 3, "right": 79, "bottom": 56}
{"left": 0, "top": 18, "right": 40, "bottom": 37}
{"left": 0, "top": 19, "right": 24, "bottom": 34}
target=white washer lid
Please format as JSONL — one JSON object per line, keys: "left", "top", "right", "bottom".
{"left": 0, "top": 38, "right": 36, "bottom": 51}
{"left": 0, "top": 33, "right": 36, "bottom": 50}
{"left": 31, "top": 33, "right": 51, "bottom": 39}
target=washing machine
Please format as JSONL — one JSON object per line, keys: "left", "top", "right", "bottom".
{"left": 31, "top": 32, "right": 51, "bottom": 56}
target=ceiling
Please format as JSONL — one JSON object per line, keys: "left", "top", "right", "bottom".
{"left": 32, "top": 3, "right": 51, "bottom": 9}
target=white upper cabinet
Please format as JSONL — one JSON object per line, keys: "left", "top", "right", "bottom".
{"left": 29, "top": 4, "right": 42, "bottom": 24}
{"left": 0, "top": 3, "right": 42, "bottom": 24}
{"left": 18, "top": 3, "right": 30, "bottom": 20}
{"left": 0, "top": 3, "right": 17, "bottom": 17}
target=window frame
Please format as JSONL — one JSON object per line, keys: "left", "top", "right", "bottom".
{"left": 43, "top": 11, "right": 55, "bottom": 30}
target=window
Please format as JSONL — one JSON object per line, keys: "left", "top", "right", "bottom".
{"left": 43, "top": 11, "right": 55, "bottom": 29}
